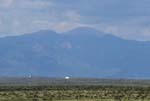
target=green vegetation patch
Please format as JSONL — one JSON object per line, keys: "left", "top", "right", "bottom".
{"left": 0, "top": 85, "right": 149, "bottom": 101}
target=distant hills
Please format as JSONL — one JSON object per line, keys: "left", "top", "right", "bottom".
{"left": 0, "top": 27, "right": 150, "bottom": 78}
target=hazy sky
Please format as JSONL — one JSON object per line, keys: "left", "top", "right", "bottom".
{"left": 0, "top": 0, "right": 150, "bottom": 41}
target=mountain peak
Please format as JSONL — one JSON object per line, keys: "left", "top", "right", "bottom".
{"left": 65, "top": 27, "right": 106, "bottom": 37}
{"left": 36, "top": 29, "right": 57, "bottom": 35}
{"left": 18, "top": 30, "right": 60, "bottom": 40}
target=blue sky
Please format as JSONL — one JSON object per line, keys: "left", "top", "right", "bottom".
{"left": 0, "top": 0, "right": 150, "bottom": 41}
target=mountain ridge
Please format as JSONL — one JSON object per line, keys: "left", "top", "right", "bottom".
{"left": 0, "top": 27, "right": 149, "bottom": 78}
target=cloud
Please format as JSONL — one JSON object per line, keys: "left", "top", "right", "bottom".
{"left": 0, "top": 0, "right": 150, "bottom": 41}
{"left": 94, "top": 16, "right": 150, "bottom": 41}
{"left": 15, "top": 0, "right": 53, "bottom": 9}
{"left": 0, "top": 0, "right": 13, "bottom": 8}
{"left": 65, "top": 11, "right": 81, "bottom": 22}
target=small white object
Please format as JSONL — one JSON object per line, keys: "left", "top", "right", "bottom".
{"left": 65, "top": 77, "right": 70, "bottom": 80}
{"left": 29, "top": 75, "right": 32, "bottom": 78}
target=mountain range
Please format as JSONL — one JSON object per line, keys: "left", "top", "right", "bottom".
{"left": 0, "top": 27, "right": 150, "bottom": 79}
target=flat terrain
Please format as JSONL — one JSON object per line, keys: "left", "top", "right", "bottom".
{"left": 0, "top": 78, "right": 149, "bottom": 101}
